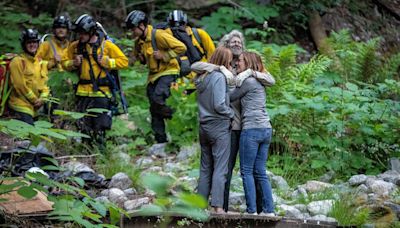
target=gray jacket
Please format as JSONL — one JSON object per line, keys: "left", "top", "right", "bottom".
{"left": 229, "top": 77, "right": 272, "bottom": 129}
{"left": 195, "top": 71, "right": 234, "bottom": 124}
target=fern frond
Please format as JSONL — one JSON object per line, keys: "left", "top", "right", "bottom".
{"left": 356, "top": 38, "right": 381, "bottom": 83}
{"left": 287, "top": 55, "right": 332, "bottom": 82}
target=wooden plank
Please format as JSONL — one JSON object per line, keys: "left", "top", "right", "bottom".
{"left": 0, "top": 180, "right": 53, "bottom": 215}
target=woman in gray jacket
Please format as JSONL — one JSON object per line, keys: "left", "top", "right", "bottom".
{"left": 194, "top": 46, "right": 234, "bottom": 213}
{"left": 230, "top": 51, "right": 275, "bottom": 215}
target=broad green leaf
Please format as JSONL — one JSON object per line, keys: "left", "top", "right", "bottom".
{"left": 17, "top": 186, "right": 38, "bottom": 199}
{"left": 89, "top": 201, "right": 107, "bottom": 217}
{"left": 178, "top": 193, "right": 207, "bottom": 209}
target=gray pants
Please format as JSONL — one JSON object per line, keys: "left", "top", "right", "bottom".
{"left": 197, "top": 119, "right": 231, "bottom": 207}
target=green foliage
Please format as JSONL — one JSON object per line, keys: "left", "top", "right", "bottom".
{"left": 0, "top": 119, "right": 89, "bottom": 145}
{"left": 329, "top": 193, "right": 371, "bottom": 226}
{"left": 138, "top": 173, "right": 208, "bottom": 222}
{"left": 198, "top": 1, "right": 278, "bottom": 39}
{"left": 0, "top": 9, "right": 52, "bottom": 52}
{"left": 166, "top": 84, "right": 199, "bottom": 147}
{"left": 263, "top": 34, "right": 400, "bottom": 180}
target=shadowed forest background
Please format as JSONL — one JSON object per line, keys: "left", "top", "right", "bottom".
{"left": 0, "top": 0, "right": 400, "bottom": 227}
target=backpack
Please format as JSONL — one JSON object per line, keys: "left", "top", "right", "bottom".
{"left": 151, "top": 25, "right": 205, "bottom": 77}
{"left": 0, "top": 54, "right": 19, "bottom": 116}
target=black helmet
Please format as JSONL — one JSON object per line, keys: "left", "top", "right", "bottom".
{"left": 20, "top": 28, "right": 40, "bottom": 46}
{"left": 125, "top": 10, "right": 148, "bottom": 29}
{"left": 53, "top": 15, "right": 71, "bottom": 29}
{"left": 72, "top": 14, "right": 97, "bottom": 34}
{"left": 167, "top": 10, "right": 187, "bottom": 27}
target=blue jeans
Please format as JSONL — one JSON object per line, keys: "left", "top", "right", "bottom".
{"left": 239, "top": 128, "right": 274, "bottom": 213}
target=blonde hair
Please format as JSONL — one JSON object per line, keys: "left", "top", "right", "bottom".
{"left": 208, "top": 46, "right": 232, "bottom": 68}
{"left": 242, "top": 51, "right": 265, "bottom": 72}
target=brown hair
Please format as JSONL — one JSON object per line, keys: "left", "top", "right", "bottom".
{"left": 242, "top": 51, "right": 265, "bottom": 72}
{"left": 208, "top": 46, "right": 232, "bottom": 68}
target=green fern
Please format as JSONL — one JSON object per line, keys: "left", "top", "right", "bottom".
{"left": 356, "top": 38, "right": 381, "bottom": 83}
{"left": 287, "top": 55, "right": 332, "bottom": 83}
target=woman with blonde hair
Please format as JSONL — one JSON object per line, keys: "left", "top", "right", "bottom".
{"left": 194, "top": 46, "right": 234, "bottom": 213}
{"left": 230, "top": 51, "right": 275, "bottom": 215}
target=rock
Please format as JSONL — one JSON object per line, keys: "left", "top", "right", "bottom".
{"left": 309, "top": 214, "right": 337, "bottom": 223}
{"left": 108, "top": 188, "right": 128, "bottom": 206}
{"left": 176, "top": 144, "right": 199, "bottom": 162}
{"left": 113, "top": 152, "right": 131, "bottom": 164}
{"left": 389, "top": 158, "right": 400, "bottom": 173}
{"left": 319, "top": 170, "right": 335, "bottom": 183}
{"left": 148, "top": 143, "right": 167, "bottom": 158}
{"left": 348, "top": 174, "right": 368, "bottom": 186}
{"left": 291, "top": 187, "right": 308, "bottom": 199}
{"left": 293, "top": 204, "right": 308, "bottom": 213}
{"left": 229, "top": 192, "right": 245, "bottom": 206}
{"left": 109, "top": 172, "right": 132, "bottom": 190}
{"left": 164, "top": 162, "right": 182, "bottom": 172}
{"left": 146, "top": 166, "right": 162, "bottom": 173}
{"left": 307, "top": 200, "right": 334, "bottom": 216}
{"left": 29, "top": 142, "right": 51, "bottom": 154}
{"left": 123, "top": 188, "right": 137, "bottom": 199}
{"left": 178, "top": 176, "right": 197, "bottom": 191}
{"left": 271, "top": 176, "right": 290, "bottom": 192}
{"left": 94, "top": 196, "right": 110, "bottom": 204}
{"left": 384, "top": 201, "right": 400, "bottom": 219}
{"left": 63, "top": 161, "right": 94, "bottom": 174}
{"left": 356, "top": 184, "right": 369, "bottom": 193}
{"left": 124, "top": 197, "right": 150, "bottom": 211}
{"left": 135, "top": 157, "right": 153, "bottom": 167}
{"left": 272, "top": 193, "right": 285, "bottom": 205}
{"left": 100, "top": 189, "right": 109, "bottom": 197}
{"left": 377, "top": 170, "right": 400, "bottom": 184}
{"left": 98, "top": 174, "right": 106, "bottom": 180}
{"left": 369, "top": 180, "right": 396, "bottom": 196}
{"left": 278, "top": 204, "right": 303, "bottom": 219}
{"left": 302, "top": 181, "right": 333, "bottom": 193}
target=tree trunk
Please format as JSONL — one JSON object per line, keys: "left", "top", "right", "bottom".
{"left": 308, "top": 10, "right": 333, "bottom": 56}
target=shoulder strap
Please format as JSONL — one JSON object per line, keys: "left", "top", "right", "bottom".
{"left": 49, "top": 39, "right": 60, "bottom": 61}
{"left": 151, "top": 29, "right": 158, "bottom": 51}
{"left": 192, "top": 28, "right": 206, "bottom": 57}
{"left": 192, "top": 28, "right": 202, "bottom": 47}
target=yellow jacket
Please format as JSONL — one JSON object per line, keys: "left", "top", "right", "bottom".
{"left": 63, "top": 38, "right": 129, "bottom": 97}
{"left": 36, "top": 36, "right": 70, "bottom": 70}
{"left": 8, "top": 53, "right": 50, "bottom": 117}
{"left": 134, "top": 25, "right": 187, "bottom": 83}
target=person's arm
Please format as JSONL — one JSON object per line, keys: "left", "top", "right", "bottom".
{"left": 9, "top": 58, "right": 39, "bottom": 104}
{"left": 99, "top": 41, "right": 129, "bottom": 70}
{"left": 254, "top": 71, "right": 275, "bottom": 87}
{"left": 61, "top": 42, "right": 79, "bottom": 71}
{"left": 213, "top": 75, "right": 234, "bottom": 118}
{"left": 236, "top": 69, "right": 275, "bottom": 87}
{"left": 229, "top": 79, "right": 249, "bottom": 102}
{"left": 198, "top": 29, "right": 215, "bottom": 60}
{"left": 157, "top": 30, "right": 187, "bottom": 62}
{"left": 190, "top": 62, "right": 219, "bottom": 73}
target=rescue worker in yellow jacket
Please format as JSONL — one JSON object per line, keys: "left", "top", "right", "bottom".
{"left": 125, "top": 10, "right": 186, "bottom": 144}
{"left": 167, "top": 10, "right": 215, "bottom": 62}
{"left": 36, "top": 15, "right": 71, "bottom": 71}
{"left": 166, "top": 10, "right": 215, "bottom": 91}
{"left": 63, "top": 14, "right": 129, "bottom": 144}
{"left": 8, "top": 28, "right": 49, "bottom": 125}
